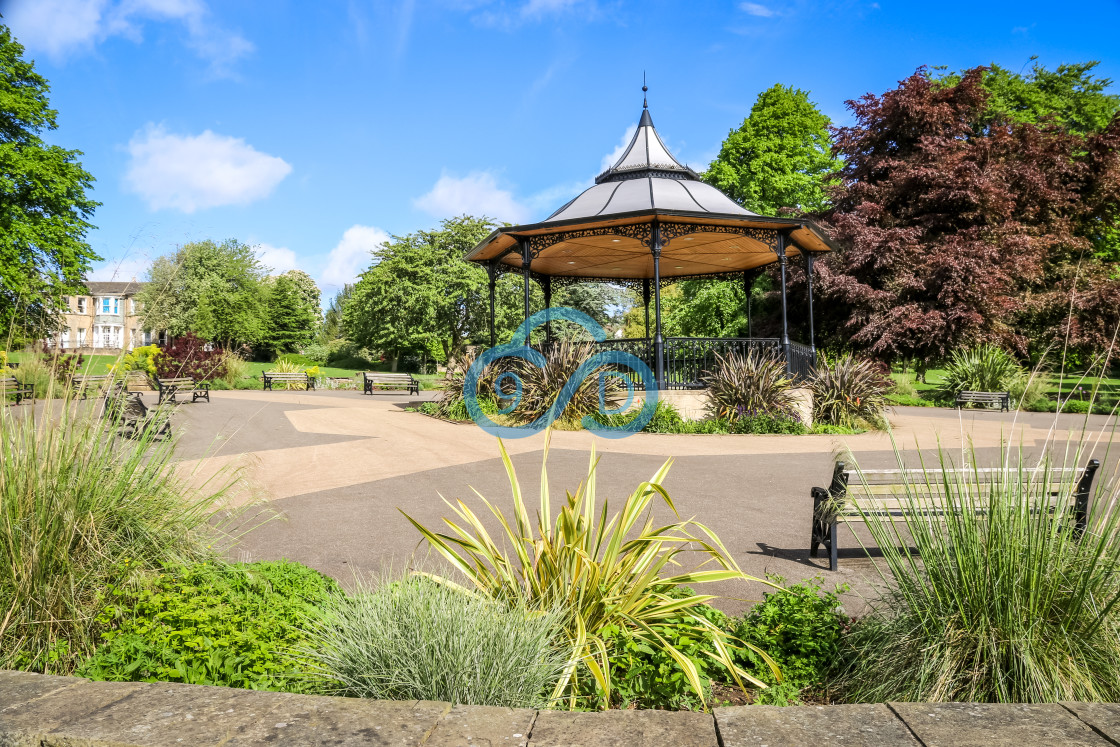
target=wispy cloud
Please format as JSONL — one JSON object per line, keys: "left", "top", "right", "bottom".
{"left": 255, "top": 243, "right": 300, "bottom": 275}
{"left": 414, "top": 171, "right": 530, "bottom": 224}
{"left": 5, "top": 0, "right": 253, "bottom": 75}
{"left": 472, "top": 0, "right": 598, "bottom": 30}
{"left": 125, "top": 125, "right": 292, "bottom": 213}
{"left": 600, "top": 125, "right": 637, "bottom": 174}
{"left": 320, "top": 225, "right": 391, "bottom": 290}
{"left": 739, "top": 2, "right": 776, "bottom": 17}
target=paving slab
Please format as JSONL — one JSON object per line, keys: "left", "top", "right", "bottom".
{"left": 715, "top": 703, "right": 918, "bottom": 746}
{"left": 244, "top": 695, "right": 451, "bottom": 746}
{"left": 1062, "top": 702, "right": 1120, "bottom": 743}
{"left": 527, "top": 709, "right": 716, "bottom": 747}
{"left": 0, "top": 670, "right": 86, "bottom": 713}
{"left": 0, "top": 680, "right": 148, "bottom": 747}
{"left": 889, "top": 701, "right": 1110, "bottom": 746}
{"left": 426, "top": 704, "right": 536, "bottom": 746}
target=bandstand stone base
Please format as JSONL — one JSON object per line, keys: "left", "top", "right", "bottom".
{"left": 633, "top": 388, "right": 813, "bottom": 427}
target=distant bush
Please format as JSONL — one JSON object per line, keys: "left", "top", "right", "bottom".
{"left": 940, "top": 345, "right": 1024, "bottom": 400}
{"left": 156, "top": 333, "right": 227, "bottom": 381}
{"left": 300, "top": 343, "right": 330, "bottom": 365}
{"left": 79, "top": 561, "right": 339, "bottom": 693}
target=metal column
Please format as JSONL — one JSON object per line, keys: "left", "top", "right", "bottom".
{"left": 642, "top": 279, "right": 651, "bottom": 339}
{"left": 487, "top": 261, "right": 497, "bottom": 348}
{"left": 805, "top": 250, "right": 817, "bottom": 367}
{"left": 651, "top": 223, "right": 665, "bottom": 390}
{"left": 520, "top": 239, "right": 531, "bottom": 346}
{"left": 543, "top": 275, "right": 552, "bottom": 345}
{"left": 776, "top": 233, "right": 791, "bottom": 375}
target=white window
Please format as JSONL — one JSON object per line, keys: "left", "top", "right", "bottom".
{"left": 77, "top": 298, "right": 86, "bottom": 313}
{"left": 77, "top": 327, "right": 86, "bottom": 347}
{"left": 114, "top": 298, "right": 119, "bottom": 315}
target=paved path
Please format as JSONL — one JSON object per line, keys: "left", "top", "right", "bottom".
{"left": 6, "top": 669, "right": 1120, "bottom": 746}
{"left": 170, "top": 390, "right": 1117, "bottom": 614}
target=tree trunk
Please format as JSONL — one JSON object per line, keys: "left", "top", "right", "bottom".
{"left": 391, "top": 356, "right": 399, "bottom": 373}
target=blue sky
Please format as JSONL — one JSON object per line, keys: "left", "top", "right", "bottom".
{"left": 5, "top": 0, "right": 1119, "bottom": 300}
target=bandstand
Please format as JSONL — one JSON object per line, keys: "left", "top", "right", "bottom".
{"left": 465, "top": 90, "right": 838, "bottom": 390}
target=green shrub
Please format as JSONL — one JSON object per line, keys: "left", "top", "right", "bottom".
{"left": 940, "top": 345, "right": 1025, "bottom": 400}
{"left": 220, "top": 352, "right": 249, "bottom": 387}
{"left": 305, "top": 575, "right": 566, "bottom": 707}
{"left": 834, "top": 448, "right": 1120, "bottom": 703}
{"left": 79, "top": 561, "right": 339, "bottom": 692}
{"left": 300, "top": 343, "right": 330, "bottom": 365}
{"left": 279, "top": 353, "right": 317, "bottom": 367}
{"left": 579, "top": 587, "right": 732, "bottom": 710}
{"left": 733, "top": 576, "right": 849, "bottom": 699}
{"left": 732, "top": 412, "right": 807, "bottom": 434}
{"left": 644, "top": 399, "right": 685, "bottom": 432}
{"left": 11, "top": 353, "right": 53, "bottom": 397}
{"left": 514, "top": 340, "right": 624, "bottom": 426}
{"left": 1062, "top": 399, "right": 1092, "bottom": 414}
{"left": 809, "top": 423, "right": 865, "bottom": 434}
{"left": 704, "top": 349, "right": 797, "bottom": 421}
{"left": 0, "top": 388, "right": 234, "bottom": 673}
{"left": 809, "top": 354, "right": 890, "bottom": 429}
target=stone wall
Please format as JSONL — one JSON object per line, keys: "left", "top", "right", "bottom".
{"left": 3, "top": 670, "right": 1119, "bottom": 746}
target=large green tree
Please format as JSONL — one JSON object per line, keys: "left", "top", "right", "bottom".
{"left": 318, "top": 283, "right": 353, "bottom": 344}
{"left": 343, "top": 216, "right": 496, "bottom": 367}
{"left": 137, "top": 239, "right": 268, "bottom": 349}
{"left": 0, "top": 25, "right": 99, "bottom": 344}
{"left": 703, "top": 84, "right": 841, "bottom": 215}
{"left": 262, "top": 273, "right": 317, "bottom": 355}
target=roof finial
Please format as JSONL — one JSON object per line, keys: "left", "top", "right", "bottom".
{"left": 642, "top": 71, "right": 648, "bottom": 109}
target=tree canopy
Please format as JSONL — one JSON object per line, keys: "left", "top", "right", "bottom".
{"left": 816, "top": 66, "right": 1120, "bottom": 368}
{"left": 262, "top": 273, "right": 318, "bottom": 354}
{"left": 0, "top": 25, "right": 100, "bottom": 344}
{"left": 343, "top": 216, "right": 496, "bottom": 365}
{"left": 703, "top": 84, "right": 840, "bottom": 215}
{"left": 137, "top": 239, "right": 269, "bottom": 350}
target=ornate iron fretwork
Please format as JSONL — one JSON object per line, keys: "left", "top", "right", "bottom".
{"left": 658, "top": 222, "right": 781, "bottom": 251}
{"left": 526, "top": 223, "right": 653, "bottom": 257}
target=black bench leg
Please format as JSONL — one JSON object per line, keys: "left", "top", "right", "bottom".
{"left": 829, "top": 520, "right": 839, "bottom": 572}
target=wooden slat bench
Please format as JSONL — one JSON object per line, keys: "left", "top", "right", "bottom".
{"left": 1, "top": 377, "right": 33, "bottom": 405}
{"left": 150, "top": 376, "right": 210, "bottom": 404}
{"left": 955, "top": 390, "right": 1011, "bottom": 411}
{"left": 361, "top": 372, "right": 419, "bottom": 396}
{"left": 810, "top": 459, "right": 1101, "bottom": 571}
{"left": 262, "top": 371, "right": 314, "bottom": 391}
{"left": 70, "top": 374, "right": 112, "bottom": 399}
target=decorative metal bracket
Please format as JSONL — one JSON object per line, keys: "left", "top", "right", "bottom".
{"left": 658, "top": 222, "right": 781, "bottom": 251}
{"left": 526, "top": 223, "right": 653, "bottom": 256}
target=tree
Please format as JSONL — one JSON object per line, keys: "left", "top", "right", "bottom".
{"left": 344, "top": 216, "right": 496, "bottom": 368}
{"left": 262, "top": 274, "right": 316, "bottom": 355}
{"left": 0, "top": 25, "right": 100, "bottom": 344}
{"left": 278, "top": 269, "right": 321, "bottom": 334}
{"left": 137, "top": 239, "right": 268, "bottom": 350}
{"left": 319, "top": 283, "right": 353, "bottom": 343}
{"left": 817, "top": 67, "right": 1118, "bottom": 370}
{"left": 703, "top": 84, "right": 841, "bottom": 215}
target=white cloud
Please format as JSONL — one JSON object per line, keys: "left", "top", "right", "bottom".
{"left": 255, "top": 243, "right": 299, "bottom": 275}
{"left": 739, "top": 2, "right": 776, "bottom": 17}
{"left": 600, "top": 125, "right": 637, "bottom": 174}
{"left": 5, "top": 0, "right": 253, "bottom": 73}
{"left": 88, "top": 255, "right": 153, "bottom": 282}
{"left": 414, "top": 171, "right": 530, "bottom": 224}
{"left": 125, "top": 124, "right": 292, "bottom": 213}
{"left": 473, "top": 0, "right": 596, "bottom": 29}
{"left": 320, "top": 225, "right": 391, "bottom": 289}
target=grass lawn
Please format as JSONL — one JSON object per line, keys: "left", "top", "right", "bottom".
{"left": 890, "top": 367, "right": 1119, "bottom": 409}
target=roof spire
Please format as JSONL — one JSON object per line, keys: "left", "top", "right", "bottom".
{"left": 642, "top": 71, "right": 648, "bottom": 109}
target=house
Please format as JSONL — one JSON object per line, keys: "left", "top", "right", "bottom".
{"left": 50, "top": 281, "right": 158, "bottom": 352}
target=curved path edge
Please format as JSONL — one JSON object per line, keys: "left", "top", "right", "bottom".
{"left": 3, "top": 670, "right": 1120, "bottom": 746}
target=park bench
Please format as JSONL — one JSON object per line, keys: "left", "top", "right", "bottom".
{"left": 104, "top": 390, "right": 171, "bottom": 439}
{"left": 150, "top": 376, "right": 210, "bottom": 404}
{"left": 1, "top": 376, "right": 33, "bottom": 405}
{"left": 955, "top": 390, "right": 1011, "bottom": 411}
{"left": 70, "top": 374, "right": 113, "bottom": 399}
{"left": 262, "top": 371, "right": 315, "bottom": 391}
{"left": 810, "top": 459, "right": 1101, "bottom": 572}
{"left": 362, "top": 372, "right": 419, "bottom": 396}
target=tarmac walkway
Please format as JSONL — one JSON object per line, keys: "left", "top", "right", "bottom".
{"left": 170, "top": 389, "right": 1118, "bottom": 614}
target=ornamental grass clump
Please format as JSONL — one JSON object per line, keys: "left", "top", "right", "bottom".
{"left": 0, "top": 379, "right": 236, "bottom": 673}
{"left": 513, "top": 340, "right": 625, "bottom": 426}
{"left": 939, "top": 344, "right": 1025, "bottom": 401}
{"left": 403, "top": 433, "right": 778, "bottom": 709}
{"left": 703, "top": 349, "right": 797, "bottom": 422}
{"left": 834, "top": 444, "right": 1120, "bottom": 703}
{"left": 306, "top": 574, "right": 566, "bottom": 707}
{"left": 809, "top": 353, "right": 890, "bottom": 430}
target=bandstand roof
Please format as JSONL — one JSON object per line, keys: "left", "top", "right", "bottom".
{"left": 465, "top": 100, "right": 837, "bottom": 282}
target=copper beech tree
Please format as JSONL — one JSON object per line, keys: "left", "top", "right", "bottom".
{"left": 814, "top": 67, "right": 1120, "bottom": 371}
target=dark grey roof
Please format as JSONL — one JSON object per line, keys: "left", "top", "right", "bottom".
{"left": 543, "top": 106, "right": 755, "bottom": 224}
{"left": 83, "top": 281, "right": 147, "bottom": 296}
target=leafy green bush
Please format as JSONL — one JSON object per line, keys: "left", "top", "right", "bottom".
{"left": 0, "top": 387, "right": 234, "bottom": 673}
{"left": 704, "top": 349, "right": 797, "bottom": 421}
{"left": 733, "top": 576, "right": 849, "bottom": 702}
{"left": 513, "top": 340, "right": 624, "bottom": 426}
{"left": 79, "top": 561, "right": 339, "bottom": 692}
{"left": 834, "top": 449, "right": 1120, "bottom": 702}
{"left": 299, "top": 343, "right": 330, "bottom": 365}
{"left": 579, "top": 587, "right": 733, "bottom": 710}
{"left": 731, "top": 411, "right": 807, "bottom": 434}
{"left": 306, "top": 575, "right": 565, "bottom": 707}
{"left": 809, "top": 354, "right": 890, "bottom": 429}
{"left": 644, "top": 399, "right": 685, "bottom": 431}
{"left": 279, "top": 353, "right": 318, "bottom": 367}
{"left": 940, "top": 345, "right": 1025, "bottom": 400}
